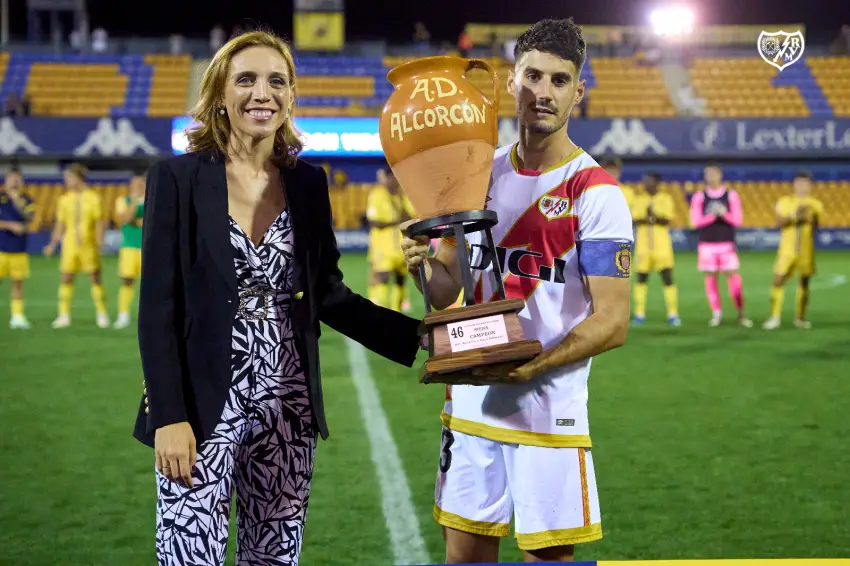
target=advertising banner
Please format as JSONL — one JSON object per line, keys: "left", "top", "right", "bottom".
{"left": 0, "top": 117, "right": 172, "bottom": 157}
{"left": 172, "top": 116, "right": 383, "bottom": 158}
{"left": 5, "top": 116, "right": 848, "bottom": 160}
{"left": 498, "top": 117, "right": 850, "bottom": 158}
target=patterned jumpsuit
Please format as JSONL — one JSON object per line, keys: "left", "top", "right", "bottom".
{"left": 155, "top": 210, "right": 316, "bottom": 565}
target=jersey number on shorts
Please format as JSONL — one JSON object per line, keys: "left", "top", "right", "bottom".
{"left": 439, "top": 428, "right": 454, "bottom": 473}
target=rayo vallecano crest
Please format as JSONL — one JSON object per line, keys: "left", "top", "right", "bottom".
{"left": 538, "top": 195, "right": 572, "bottom": 220}
{"left": 757, "top": 30, "right": 805, "bottom": 71}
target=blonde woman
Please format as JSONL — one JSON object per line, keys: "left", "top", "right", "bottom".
{"left": 133, "top": 30, "right": 423, "bottom": 565}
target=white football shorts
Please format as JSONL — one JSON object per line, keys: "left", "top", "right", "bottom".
{"left": 433, "top": 426, "right": 602, "bottom": 551}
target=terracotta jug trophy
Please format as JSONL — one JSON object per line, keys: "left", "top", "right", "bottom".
{"left": 379, "top": 55, "right": 542, "bottom": 386}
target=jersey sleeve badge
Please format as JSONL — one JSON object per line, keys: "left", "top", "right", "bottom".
{"left": 615, "top": 243, "right": 631, "bottom": 277}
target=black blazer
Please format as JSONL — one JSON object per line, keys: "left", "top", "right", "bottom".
{"left": 133, "top": 149, "right": 422, "bottom": 448}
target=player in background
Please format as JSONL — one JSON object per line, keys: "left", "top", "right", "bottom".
{"left": 599, "top": 155, "right": 634, "bottom": 211}
{"left": 402, "top": 19, "right": 631, "bottom": 563}
{"left": 630, "top": 172, "right": 680, "bottom": 326}
{"left": 366, "top": 168, "right": 414, "bottom": 312}
{"left": 763, "top": 170, "right": 823, "bottom": 330}
{"left": 367, "top": 168, "right": 387, "bottom": 301}
{"left": 43, "top": 163, "right": 109, "bottom": 329}
{"left": 0, "top": 167, "right": 35, "bottom": 329}
{"left": 689, "top": 164, "right": 753, "bottom": 328}
{"left": 113, "top": 168, "right": 146, "bottom": 329}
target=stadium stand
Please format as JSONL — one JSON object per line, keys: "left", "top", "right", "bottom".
{"left": 808, "top": 55, "right": 850, "bottom": 117}
{"left": 144, "top": 54, "right": 192, "bottom": 117}
{"left": 0, "top": 53, "right": 189, "bottom": 117}
{"left": 26, "top": 62, "right": 129, "bottom": 117}
{"left": 328, "top": 182, "right": 371, "bottom": 230}
{"left": 3, "top": 48, "right": 849, "bottom": 235}
{"left": 583, "top": 57, "right": 675, "bottom": 118}
{"left": 0, "top": 51, "right": 8, "bottom": 89}
{"left": 688, "top": 57, "right": 816, "bottom": 117}
{"left": 14, "top": 51, "right": 846, "bottom": 121}
{"left": 292, "top": 56, "right": 387, "bottom": 115}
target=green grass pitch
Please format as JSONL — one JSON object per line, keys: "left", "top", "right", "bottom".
{"left": 1, "top": 251, "right": 849, "bottom": 565}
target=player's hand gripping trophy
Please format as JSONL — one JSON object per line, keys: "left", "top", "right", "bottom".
{"left": 380, "top": 55, "right": 543, "bottom": 386}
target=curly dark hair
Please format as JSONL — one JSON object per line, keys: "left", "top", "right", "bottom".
{"left": 513, "top": 18, "right": 587, "bottom": 72}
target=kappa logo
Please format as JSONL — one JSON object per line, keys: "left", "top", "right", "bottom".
{"left": 74, "top": 118, "right": 159, "bottom": 156}
{"left": 590, "top": 119, "right": 668, "bottom": 155}
{"left": 538, "top": 195, "right": 572, "bottom": 220}
{"left": 0, "top": 118, "right": 42, "bottom": 155}
{"left": 757, "top": 30, "right": 805, "bottom": 72}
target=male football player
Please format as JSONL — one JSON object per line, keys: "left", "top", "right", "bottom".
{"left": 402, "top": 18, "right": 631, "bottom": 563}
{"left": 689, "top": 163, "right": 753, "bottom": 327}
{"left": 763, "top": 170, "right": 823, "bottom": 329}
{"left": 599, "top": 155, "right": 634, "bottom": 210}
{"left": 43, "top": 163, "right": 109, "bottom": 328}
{"left": 367, "top": 168, "right": 388, "bottom": 300}
{"left": 367, "top": 168, "right": 414, "bottom": 312}
{"left": 113, "top": 168, "right": 146, "bottom": 329}
{"left": 0, "top": 167, "right": 35, "bottom": 329}
{"left": 631, "top": 172, "right": 679, "bottom": 326}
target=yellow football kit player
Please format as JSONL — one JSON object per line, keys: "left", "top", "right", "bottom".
{"left": 0, "top": 168, "right": 35, "bottom": 329}
{"left": 764, "top": 171, "right": 824, "bottom": 329}
{"left": 43, "top": 164, "right": 108, "bottom": 328}
{"left": 366, "top": 175, "right": 415, "bottom": 311}
{"left": 630, "top": 173, "right": 679, "bottom": 326}
{"left": 113, "top": 170, "right": 145, "bottom": 328}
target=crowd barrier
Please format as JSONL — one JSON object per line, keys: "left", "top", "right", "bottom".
{"left": 4, "top": 116, "right": 850, "bottom": 160}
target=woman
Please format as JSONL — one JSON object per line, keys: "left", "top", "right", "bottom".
{"left": 132, "top": 30, "right": 423, "bottom": 565}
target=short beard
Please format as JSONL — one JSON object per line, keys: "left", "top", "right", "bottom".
{"left": 518, "top": 108, "right": 570, "bottom": 136}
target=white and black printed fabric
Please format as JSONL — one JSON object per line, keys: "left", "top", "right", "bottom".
{"left": 155, "top": 209, "right": 315, "bottom": 566}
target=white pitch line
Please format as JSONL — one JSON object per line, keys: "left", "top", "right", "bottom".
{"left": 344, "top": 337, "right": 430, "bottom": 566}
{"left": 757, "top": 273, "right": 846, "bottom": 295}
{"left": 810, "top": 273, "right": 847, "bottom": 291}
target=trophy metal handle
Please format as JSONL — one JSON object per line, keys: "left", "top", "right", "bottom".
{"left": 465, "top": 58, "right": 500, "bottom": 145}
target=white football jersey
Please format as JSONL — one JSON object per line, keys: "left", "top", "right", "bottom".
{"left": 441, "top": 144, "right": 633, "bottom": 448}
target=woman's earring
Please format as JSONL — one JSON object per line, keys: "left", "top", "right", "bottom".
{"left": 219, "top": 108, "right": 225, "bottom": 115}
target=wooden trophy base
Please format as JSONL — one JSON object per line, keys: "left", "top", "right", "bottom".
{"left": 419, "top": 298, "right": 543, "bottom": 385}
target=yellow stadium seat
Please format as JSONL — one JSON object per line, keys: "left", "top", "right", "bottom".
{"left": 145, "top": 54, "right": 191, "bottom": 117}
{"left": 25, "top": 63, "right": 128, "bottom": 117}
{"left": 808, "top": 56, "right": 850, "bottom": 117}
{"left": 688, "top": 57, "right": 809, "bottom": 118}
{"left": 584, "top": 57, "right": 676, "bottom": 118}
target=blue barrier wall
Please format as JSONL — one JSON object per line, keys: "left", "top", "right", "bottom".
{"left": 4, "top": 117, "right": 850, "bottom": 159}
{"left": 499, "top": 118, "right": 850, "bottom": 159}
